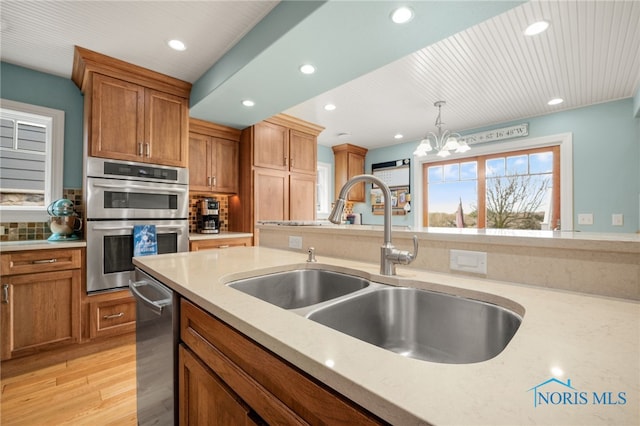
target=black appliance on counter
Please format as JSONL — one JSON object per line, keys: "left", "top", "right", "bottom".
{"left": 197, "top": 198, "right": 219, "bottom": 233}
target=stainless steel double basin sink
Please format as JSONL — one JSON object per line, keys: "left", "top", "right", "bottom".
{"left": 228, "top": 268, "right": 522, "bottom": 364}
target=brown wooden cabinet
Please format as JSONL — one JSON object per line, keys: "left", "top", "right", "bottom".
{"left": 189, "top": 118, "right": 241, "bottom": 194}
{"left": 86, "top": 290, "right": 136, "bottom": 340}
{"left": 0, "top": 248, "right": 83, "bottom": 360}
{"left": 332, "top": 143, "right": 368, "bottom": 202}
{"left": 289, "top": 172, "right": 316, "bottom": 220}
{"left": 189, "top": 236, "right": 253, "bottom": 252}
{"left": 179, "top": 345, "right": 261, "bottom": 425}
{"left": 254, "top": 121, "right": 317, "bottom": 175}
{"left": 72, "top": 46, "right": 191, "bottom": 167}
{"left": 180, "top": 298, "right": 383, "bottom": 425}
{"left": 230, "top": 114, "right": 323, "bottom": 242}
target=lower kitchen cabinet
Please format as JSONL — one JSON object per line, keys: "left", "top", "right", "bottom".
{"left": 87, "top": 290, "right": 136, "bottom": 339}
{"left": 179, "top": 345, "right": 263, "bottom": 425}
{"left": 180, "top": 298, "right": 385, "bottom": 425}
{"left": 0, "top": 248, "right": 83, "bottom": 360}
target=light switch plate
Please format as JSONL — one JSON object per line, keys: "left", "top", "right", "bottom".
{"left": 612, "top": 214, "right": 624, "bottom": 226}
{"left": 578, "top": 213, "right": 593, "bottom": 225}
{"left": 450, "top": 249, "right": 487, "bottom": 274}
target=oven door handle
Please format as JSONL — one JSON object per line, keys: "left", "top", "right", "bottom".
{"left": 91, "top": 224, "right": 186, "bottom": 233}
{"left": 129, "top": 279, "right": 172, "bottom": 316}
{"left": 92, "top": 182, "right": 187, "bottom": 194}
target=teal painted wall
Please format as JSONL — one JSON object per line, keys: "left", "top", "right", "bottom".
{"left": 1, "top": 62, "right": 84, "bottom": 188}
{"left": 357, "top": 98, "right": 639, "bottom": 233}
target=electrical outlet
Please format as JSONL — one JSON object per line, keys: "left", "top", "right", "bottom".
{"left": 450, "top": 249, "right": 487, "bottom": 274}
{"left": 578, "top": 213, "right": 593, "bottom": 225}
{"left": 612, "top": 214, "right": 624, "bottom": 226}
{"left": 0, "top": 226, "right": 4, "bottom": 235}
{"left": 288, "top": 236, "right": 303, "bottom": 249}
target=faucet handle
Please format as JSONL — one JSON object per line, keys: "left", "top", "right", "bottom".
{"left": 386, "top": 235, "right": 418, "bottom": 265}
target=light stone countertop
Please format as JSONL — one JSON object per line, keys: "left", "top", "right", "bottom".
{"left": 133, "top": 246, "right": 639, "bottom": 425}
{"left": 0, "top": 239, "right": 86, "bottom": 252}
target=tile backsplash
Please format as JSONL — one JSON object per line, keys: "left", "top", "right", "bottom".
{"left": 189, "top": 194, "right": 229, "bottom": 233}
{"left": 0, "top": 188, "right": 84, "bottom": 242}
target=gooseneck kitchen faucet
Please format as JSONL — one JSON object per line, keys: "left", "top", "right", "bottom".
{"left": 328, "top": 174, "right": 418, "bottom": 275}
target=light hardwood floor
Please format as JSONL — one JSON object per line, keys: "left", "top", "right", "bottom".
{"left": 1, "top": 334, "right": 137, "bottom": 425}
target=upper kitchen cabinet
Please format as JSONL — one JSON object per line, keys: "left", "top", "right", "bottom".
{"left": 229, "top": 114, "right": 323, "bottom": 241}
{"left": 332, "top": 144, "right": 368, "bottom": 202}
{"left": 72, "top": 46, "right": 191, "bottom": 167}
{"left": 254, "top": 116, "right": 318, "bottom": 175}
{"left": 189, "top": 118, "right": 241, "bottom": 194}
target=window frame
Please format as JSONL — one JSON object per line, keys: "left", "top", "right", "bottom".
{"left": 0, "top": 99, "right": 64, "bottom": 222}
{"left": 413, "top": 132, "right": 573, "bottom": 230}
{"left": 316, "top": 161, "right": 332, "bottom": 219}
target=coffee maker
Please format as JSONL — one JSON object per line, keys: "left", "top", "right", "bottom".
{"left": 197, "top": 198, "right": 219, "bottom": 233}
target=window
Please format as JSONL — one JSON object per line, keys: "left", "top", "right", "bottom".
{"left": 0, "top": 99, "right": 64, "bottom": 222}
{"left": 316, "top": 162, "right": 331, "bottom": 219}
{"left": 413, "top": 133, "right": 572, "bottom": 230}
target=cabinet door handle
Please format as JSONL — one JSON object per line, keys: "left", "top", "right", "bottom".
{"left": 138, "top": 142, "right": 144, "bottom": 156}
{"left": 291, "top": 158, "right": 295, "bottom": 168}
{"left": 32, "top": 258, "right": 57, "bottom": 264}
{"left": 212, "top": 176, "right": 217, "bottom": 187}
{"left": 103, "top": 312, "right": 124, "bottom": 320}
{"left": 2, "top": 284, "right": 8, "bottom": 304}
{"left": 284, "top": 157, "right": 288, "bottom": 167}
{"left": 217, "top": 245, "right": 230, "bottom": 249}
{"left": 144, "top": 143, "right": 150, "bottom": 157}
{"left": 207, "top": 176, "right": 212, "bottom": 187}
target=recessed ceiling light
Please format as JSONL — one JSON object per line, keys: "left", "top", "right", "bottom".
{"left": 524, "top": 20, "right": 550, "bottom": 36}
{"left": 324, "top": 104, "right": 336, "bottom": 111}
{"left": 394, "top": 134, "right": 403, "bottom": 140}
{"left": 547, "top": 98, "right": 564, "bottom": 106}
{"left": 299, "top": 64, "right": 316, "bottom": 75}
{"left": 241, "top": 99, "right": 255, "bottom": 107}
{"left": 390, "top": 6, "right": 414, "bottom": 24}
{"left": 168, "top": 39, "right": 186, "bottom": 51}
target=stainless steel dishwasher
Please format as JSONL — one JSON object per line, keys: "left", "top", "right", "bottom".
{"left": 130, "top": 268, "right": 178, "bottom": 425}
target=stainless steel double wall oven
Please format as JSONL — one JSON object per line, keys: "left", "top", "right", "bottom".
{"left": 85, "top": 157, "right": 189, "bottom": 293}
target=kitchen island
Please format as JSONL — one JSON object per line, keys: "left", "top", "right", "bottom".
{"left": 133, "top": 246, "right": 638, "bottom": 425}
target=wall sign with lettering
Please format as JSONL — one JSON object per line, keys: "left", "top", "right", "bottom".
{"left": 459, "top": 123, "right": 529, "bottom": 145}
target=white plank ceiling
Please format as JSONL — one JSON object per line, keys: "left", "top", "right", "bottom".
{"left": 286, "top": 0, "right": 640, "bottom": 148}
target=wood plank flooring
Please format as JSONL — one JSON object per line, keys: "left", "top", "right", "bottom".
{"left": 1, "top": 334, "right": 137, "bottom": 425}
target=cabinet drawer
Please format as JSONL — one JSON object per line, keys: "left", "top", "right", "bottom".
{"left": 180, "top": 299, "right": 384, "bottom": 425}
{"left": 189, "top": 237, "right": 252, "bottom": 251}
{"left": 1, "top": 248, "right": 82, "bottom": 275}
{"left": 89, "top": 295, "right": 136, "bottom": 339}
